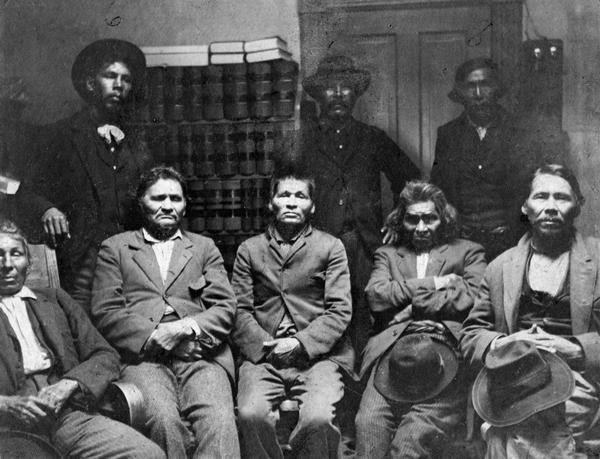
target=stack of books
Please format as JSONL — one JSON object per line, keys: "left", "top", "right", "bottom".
{"left": 209, "top": 41, "right": 245, "bottom": 65}
{"left": 142, "top": 45, "right": 209, "bottom": 67}
{"left": 244, "top": 36, "right": 291, "bottom": 63}
{"left": 209, "top": 37, "right": 292, "bottom": 64}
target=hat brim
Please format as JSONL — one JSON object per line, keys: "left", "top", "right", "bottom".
{"left": 472, "top": 349, "right": 575, "bottom": 428}
{"left": 302, "top": 69, "right": 371, "bottom": 98}
{"left": 374, "top": 334, "right": 459, "bottom": 403}
{"left": 71, "top": 39, "right": 146, "bottom": 103}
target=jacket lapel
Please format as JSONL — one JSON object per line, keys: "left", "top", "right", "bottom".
{"left": 164, "top": 235, "right": 194, "bottom": 291}
{"left": 503, "top": 235, "right": 530, "bottom": 333}
{"left": 395, "top": 246, "right": 417, "bottom": 279}
{"left": 130, "top": 230, "right": 164, "bottom": 291}
{"left": 284, "top": 226, "right": 311, "bottom": 265}
{"left": 570, "top": 233, "right": 597, "bottom": 334}
{"left": 425, "top": 244, "right": 448, "bottom": 276}
{"left": 27, "top": 295, "right": 64, "bottom": 359}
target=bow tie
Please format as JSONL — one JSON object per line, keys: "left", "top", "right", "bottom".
{"left": 97, "top": 124, "right": 125, "bottom": 145}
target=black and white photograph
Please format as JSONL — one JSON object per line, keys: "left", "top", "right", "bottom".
{"left": 1, "top": 1, "right": 600, "bottom": 457}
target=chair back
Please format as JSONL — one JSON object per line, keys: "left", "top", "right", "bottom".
{"left": 25, "top": 244, "right": 60, "bottom": 289}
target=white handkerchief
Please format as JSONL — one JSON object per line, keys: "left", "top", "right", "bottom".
{"left": 97, "top": 124, "right": 125, "bottom": 145}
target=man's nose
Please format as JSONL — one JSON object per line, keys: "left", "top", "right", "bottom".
{"left": 416, "top": 220, "right": 427, "bottom": 232}
{"left": 113, "top": 76, "right": 123, "bottom": 89}
{"left": 161, "top": 199, "right": 175, "bottom": 211}
{"left": 474, "top": 84, "right": 482, "bottom": 98}
{"left": 0, "top": 256, "right": 14, "bottom": 270}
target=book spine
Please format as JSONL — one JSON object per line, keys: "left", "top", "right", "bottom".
{"left": 222, "top": 64, "right": 249, "bottom": 121}
{"left": 202, "top": 65, "right": 224, "bottom": 121}
{"left": 183, "top": 67, "right": 203, "bottom": 121}
{"left": 248, "top": 62, "right": 273, "bottom": 120}
{"left": 272, "top": 60, "right": 298, "bottom": 118}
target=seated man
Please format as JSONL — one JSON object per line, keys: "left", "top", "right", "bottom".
{"left": 0, "top": 219, "right": 163, "bottom": 458}
{"left": 356, "top": 181, "right": 487, "bottom": 458}
{"left": 232, "top": 169, "right": 354, "bottom": 458}
{"left": 91, "top": 166, "right": 239, "bottom": 458}
{"left": 461, "top": 164, "right": 600, "bottom": 451}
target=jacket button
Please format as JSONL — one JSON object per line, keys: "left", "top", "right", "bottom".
{"left": 150, "top": 318, "right": 154, "bottom": 322}
{"left": 392, "top": 330, "right": 398, "bottom": 337}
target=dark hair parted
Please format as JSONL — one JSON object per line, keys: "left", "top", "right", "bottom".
{"left": 529, "top": 163, "right": 585, "bottom": 207}
{"left": 0, "top": 219, "right": 30, "bottom": 263}
{"left": 136, "top": 166, "right": 188, "bottom": 203}
{"left": 270, "top": 161, "right": 316, "bottom": 200}
{"left": 386, "top": 181, "right": 459, "bottom": 245}
{"left": 448, "top": 57, "right": 506, "bottom": 103}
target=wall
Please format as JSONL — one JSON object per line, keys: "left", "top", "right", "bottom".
{"left": 0, "top": 0, "right": 300, "bottom": 123}
{"left": 525, "top": 0, "right": 600, "bottom": 236}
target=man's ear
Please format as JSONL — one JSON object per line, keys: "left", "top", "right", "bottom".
{"left": 85, "top": 76, "right": 95, "bottom": 93}
{"left": 310, "top": 203, "right": 315, "bottom": 215}
{"left": 521, "top": 202, "right": 528, "bottom": 216}
{"left": 268, "top": 201, "right": 274, "bottom": 213}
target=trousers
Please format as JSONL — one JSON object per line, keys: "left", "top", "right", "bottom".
{"left": 355, "top": 369, "right": 465, "bottom": 458}
{"left": 236, "top": 359, "right": 345, "bottom": 459}
{"left": 121, "top": 358, "right": 240, "bottom": 458}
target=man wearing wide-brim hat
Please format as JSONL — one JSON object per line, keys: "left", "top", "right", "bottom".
{"left": 473, "top": 340, "right": 578, "bottom": 458}
{"left": 24, "top": 38, "right": 152, "bottom": 311}
{"left": 355, "top": 180, "right": 486, "bottom": 458}
{"left": 297, "top": 55, "right": 420, "bottom": 362}
{"left": 461, "top": 164, "right": 600, "bottom": 453}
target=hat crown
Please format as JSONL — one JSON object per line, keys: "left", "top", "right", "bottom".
{"left": 315, "top": 55, "right": 360, "bottom": 77}
{"left": 486, "top": 341, "right": 551, "bottom": 410}
{"left": 388, "top": 335, "right": 444, "bottom": 392}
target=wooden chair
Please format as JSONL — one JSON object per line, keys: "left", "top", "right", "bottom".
{"left": 24, "top": 244, "right": 146, "bottom": 430}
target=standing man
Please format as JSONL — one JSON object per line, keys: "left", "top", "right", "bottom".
{"left": 91, "top": 166, "right": 239, "bottom": 458}
{"left": 461, "top": 164, "right": 600, "bottom": 451}
{"left": 431, "top": 58, "right": 563, "bottom": 261}
{"left": 355, "top": 181, "right": 486, "bottom": 458}
{"left": 27, "top": 39, "right": 152, "bottom": 310}
{"left": 0, "top": 219, "right": 164, "bottom": 458}
{"left": 299, "top": 54, "right": 420, "bottom": 357}
{"left": 232, "top": 169, "right": 354, "bottom": 458}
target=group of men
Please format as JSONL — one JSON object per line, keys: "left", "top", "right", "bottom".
{"left": 1, "top": 37, "right": 597, "bottom": 459}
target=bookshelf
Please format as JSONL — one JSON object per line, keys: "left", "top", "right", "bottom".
{"left": 128, "top": 50, "right": 300, "bottom": 270}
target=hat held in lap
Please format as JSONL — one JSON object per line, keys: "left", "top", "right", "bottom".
{"left": 374, "top": 333, "right": 459, "bottom": 403}
{"left": 473, "top": 340, "right": 575, "bottom": 427}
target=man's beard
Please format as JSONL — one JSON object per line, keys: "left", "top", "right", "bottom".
{"left": 145, "top": 221, "right": 179, "bottom": 241}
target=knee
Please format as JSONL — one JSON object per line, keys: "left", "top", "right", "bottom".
{"left": 132, "top": 439, "right": 166, "bottom": 459}
{"left": 299, "top": 404, "right": 335, "bottom": 431}
{"left": 355, "top": 406, "right": 372, "bottom": 432}
{"left": 237, "top": 401, "right": 277, "bottom": 428}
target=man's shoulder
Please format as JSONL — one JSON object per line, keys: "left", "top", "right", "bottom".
{"left": 448, "top": 238, "right": 485, "bottom": 252}
{"left": 181, "top": 230, "right": 219, "bottom": 248}
{"left": 102, "top": 230, "right": 140, "bottom": 247}
{"left": 308, "top": 227, "right": 343, "bottom": 247}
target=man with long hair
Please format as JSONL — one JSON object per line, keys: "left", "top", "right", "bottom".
{"left": 356, "top": 181, "right": 486, "bottom": 458}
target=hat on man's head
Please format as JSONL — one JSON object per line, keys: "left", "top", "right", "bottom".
{"left": 374, "top": 333, "right": 459, "bottom": 403}
{"left": 302, "top": 55, "right": 371, "bottom": 98}
{"left": 472, "top": 340, "right": 574, "bottom": 427}
{"left": 71, "top": 39, "right": 146, "bottom": 103}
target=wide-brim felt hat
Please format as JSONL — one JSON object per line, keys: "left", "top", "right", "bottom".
{"left": 374, "top": 332, "right": 459, "bottom": 403}
{"left": 71, "top": 39, "right": 146, "bottom": 103}
{"left": 303, "top": 55, "right": 371, "bottom": 98}
{"left": 472, "top": 341, "right": 574, "bottom": 428}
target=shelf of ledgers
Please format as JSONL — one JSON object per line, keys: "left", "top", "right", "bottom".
{"left": 126, "top": 59, "right": 299, "bottom": 270}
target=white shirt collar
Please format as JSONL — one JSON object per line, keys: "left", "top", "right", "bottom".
{"left": 1, "top": 286, "right": 37, "bottom": 301}
{"left": 142, "top": 228, "right": 183, "bottom": 244}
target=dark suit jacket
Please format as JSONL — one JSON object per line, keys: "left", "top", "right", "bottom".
{"left": 460, "top": 232, "right": 600, "bottom": 382}
{"left": 231, "top": 225, "right": 355, "bottom": 374}
{"left": 25, "top": 110, "right": 152, "bottom": 293}
{"left": 91, "top": 230, "right": 237, "bottom": 379}
{"left": 360, "top": 239, "right": 486, "bottom": 378}
{"left": 297, "top": 118, "right": 420, "bottom": 256}
{"left": 0, "top": 287, "right": 120, "bottom": 407}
